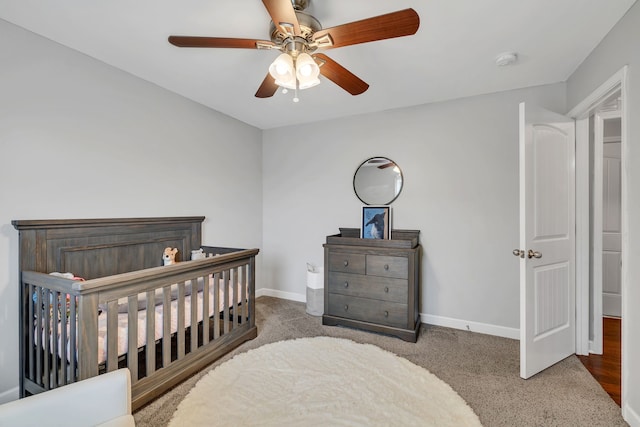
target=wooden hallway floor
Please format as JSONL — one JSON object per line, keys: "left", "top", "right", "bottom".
{"left": 577, "top": 317, "right": 621, "bottom": 406}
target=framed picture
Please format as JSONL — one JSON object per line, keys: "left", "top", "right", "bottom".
{"left": 361, "top": 206, "right": 391, "bottom": 239}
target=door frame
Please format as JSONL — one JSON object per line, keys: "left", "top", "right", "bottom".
{"left": 567, "top": 66, "right": 628, "bottom": 405}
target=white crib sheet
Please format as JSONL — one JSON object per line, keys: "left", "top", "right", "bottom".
{"left": 97, "top": 280, "right": 241, "bottom": 364}
{"left": 40, "top": 277, "right": 244, "bottom": 365}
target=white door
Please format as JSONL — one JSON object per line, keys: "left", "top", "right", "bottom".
{"left": 602, "top": 140, "right": 622, "bottom": 317}
{"left": 518, "top": 102, "right": 576, "bottom": 379}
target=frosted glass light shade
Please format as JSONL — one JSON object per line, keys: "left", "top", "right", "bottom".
{"left": 269, "top": 53, "right": 296, "bottom": 89}
{"left": 296, "top": 53, "right": 320, "bottom": 89}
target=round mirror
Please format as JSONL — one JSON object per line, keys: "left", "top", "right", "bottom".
{"left": 353, "top": 157, "right": 403, "bottom": 205}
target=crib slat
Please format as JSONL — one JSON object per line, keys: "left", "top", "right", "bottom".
{"left": 232, "top": 269, "right": 238, "bottom": 329}
{"left": 35, "top": 286, "right": 43, "bottom": 386}
{"left": 51, "top": 292, "right": 60, "bottom": 387}
{"left": 28, "top": 284, "right": 35, "bottom": 383}
{"left": 145, "top": 290, "right": 155, "bottom": 376}
{"left": 43, "top": 289, "right": 50, "bottom": 389}
{"left": 106, "top": 300, "right": 118, "bottom": 371}
{"left": 202, "top": 275, "right": 210, "bottom": 345}
{"left": 127, "top": 295, "right": 139, "bottom": 383}
{"left": 236, "top": 267, "right": 242, "bottom": 324}
{"left": 60, "top": 293, "right": 68, "bottom": 385}
{"left": 222, "top": 271, "right": 229, "bottom": 335}
{"left": 249, "top": 256, "right": 256, "bottom": 329}
{"left": 177, "top": 283, "right": 185, "bottom": 359}
{"left": 190, "top": 280, "right": 198, "bottom": 352}
{"left": 213, "top": 272, "right": 220, "bottom": 340}
{"left": 238, "top": 267, "right": 244, "bottom": 325}
{"left": 241, "top": 265, "right": 247, "bottom": 324}
{"left": 69, "top": 295, "right": 77, "bottom": 382}
{"left": 162, "top": 286, "right": 171, "bottom": 368}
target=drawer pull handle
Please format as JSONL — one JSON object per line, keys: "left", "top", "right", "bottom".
{"left": 384, "top": 264, "right": 389, "bottom": 270}
{"left": 384, "top": 287, "right": 389, "bottom": 293}
{"left": 384, "top": 311, "right": 389, "bottom": 317}
{"left": 344, "top": 282, "right": 349, "bottom": 288}
{"left": 343, "top": 260, "right": 349, "bottom": 267}
{"left": 344, "top": 304, "right": 349, "bottom": 311}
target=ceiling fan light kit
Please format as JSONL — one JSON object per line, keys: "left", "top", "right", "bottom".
{"left": 168, "top": 0, "right": 420, "bottom": 100}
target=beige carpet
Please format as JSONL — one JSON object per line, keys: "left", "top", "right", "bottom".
{"left": 169, "top": 337, "right": 481, "bottom": 426}
{"left": 135, "top": 296, "right": 628, "bottom": 427}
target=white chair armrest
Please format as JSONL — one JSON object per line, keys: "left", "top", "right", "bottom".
{"left": 0, "top": 369, "right": 133, "bottom": 427}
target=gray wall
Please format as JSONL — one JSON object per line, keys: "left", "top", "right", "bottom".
{"left": 0, "top": 20, "right": 263, "bottom": 401}
{"left": 567, "top": 2, "right": 640, "bottom": 422}
{"left": 262, "top": 83, "right": 566, "bottom": 337}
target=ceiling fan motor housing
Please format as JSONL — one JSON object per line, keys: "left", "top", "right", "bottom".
{"left": 269, "top": 10, "right": 322, "bottom": 55}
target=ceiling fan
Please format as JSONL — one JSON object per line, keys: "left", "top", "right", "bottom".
{"left": 168, "top": 0, "right": 420, "bottom": 100}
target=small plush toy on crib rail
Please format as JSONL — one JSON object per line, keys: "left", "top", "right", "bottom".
{"left": 191, "top": 248, "right": 205, "bottom": 260}
{"left": 163, "top": 247, "right": 178, "bottom": 265}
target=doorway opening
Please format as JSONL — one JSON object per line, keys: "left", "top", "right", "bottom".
{"left": 577, "top": 95, "right": 622, "bottom": 405}
{"left": 598, "top": 111, "right": 623, "bottom": 321}
{"left": 569, "top": 67, "right": 627, "bottom": 411}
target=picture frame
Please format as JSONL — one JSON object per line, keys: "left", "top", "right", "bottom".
{"left": 361, "top": 206, "right": 391, "bottom": 239}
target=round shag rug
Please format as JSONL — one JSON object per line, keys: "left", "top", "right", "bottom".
{"left": 169, "top": 337, "right": 482, "bottom": 426}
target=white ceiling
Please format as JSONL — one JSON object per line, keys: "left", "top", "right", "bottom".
{"left": 0, "top": 0, "right": 636, "bottom": 129}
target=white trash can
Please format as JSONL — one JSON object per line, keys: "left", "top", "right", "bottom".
{"left": 306, "top": 263, "right": 324, "bottom": 316}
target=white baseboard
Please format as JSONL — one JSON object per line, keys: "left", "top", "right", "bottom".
{"left": 420, "top": 313, "right": 519, "bottom": 340}
{"left": 256, "top": 290, "right": 519, "bottom": 340}
{"left": 0, "top": 386, "right": 19, "bottom": 405}
{"left": 256, "top": 288, "right": 306, "bottom": 303}
{"left": 623, "top": 402, "right": 640, "bottom": 427}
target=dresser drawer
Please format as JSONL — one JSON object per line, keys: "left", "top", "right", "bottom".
{"left": 328, "top": 252, "right": 366, "bottom": 274}
{"left": 328, "top": 272, "right": 408, "bottom": 303}
{"left": 327, "top": 293, "right": 408, "bottom": 328}
{"left": 366, "top": 255, "right": 408, "bottom": 279}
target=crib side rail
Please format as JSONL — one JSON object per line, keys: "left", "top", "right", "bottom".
{"left": 201, "top": 246, "right": 244, "bottom": 256}
{"left": 74, "top": 248, "right": 258, "bottom": 293}
{"left": 19, "top": 248, "right": 258, "bottom": 406}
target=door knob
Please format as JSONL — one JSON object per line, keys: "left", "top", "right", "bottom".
{"left": 527, "top": 249, "right": 542, "bottom": 259}
{"left": 513, "top": 249, "right": 524, "bottom": 258}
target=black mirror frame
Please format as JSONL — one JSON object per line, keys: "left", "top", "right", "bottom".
{"left": 353, "top": 156, "right": 404, "bottom": 205}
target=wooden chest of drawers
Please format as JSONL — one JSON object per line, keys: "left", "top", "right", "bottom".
{"left": 322, "top": 228, "right": 421, "bottom": 342}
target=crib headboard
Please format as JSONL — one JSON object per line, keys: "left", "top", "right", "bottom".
{"left": 12, "top": 216, "right": 205, "bottom": 279}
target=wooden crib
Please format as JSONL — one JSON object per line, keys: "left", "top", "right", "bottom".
{"left": 12, "top": 216, "right": 259, "bottom": 410}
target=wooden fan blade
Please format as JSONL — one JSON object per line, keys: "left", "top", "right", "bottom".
{"left": 312, "top": 8, "right": 419, "bottom": 49}
{"left": 262, "top": 0, "right": 301, "bottom": 36}
{"left": 313, "top": 53, "right": 369, "bottom": 96}
{"left": 255, "top": 74, "right": 279, "bottom": 98}
{"left": 168, "top": 36, "right": 275, "bottom": 49}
